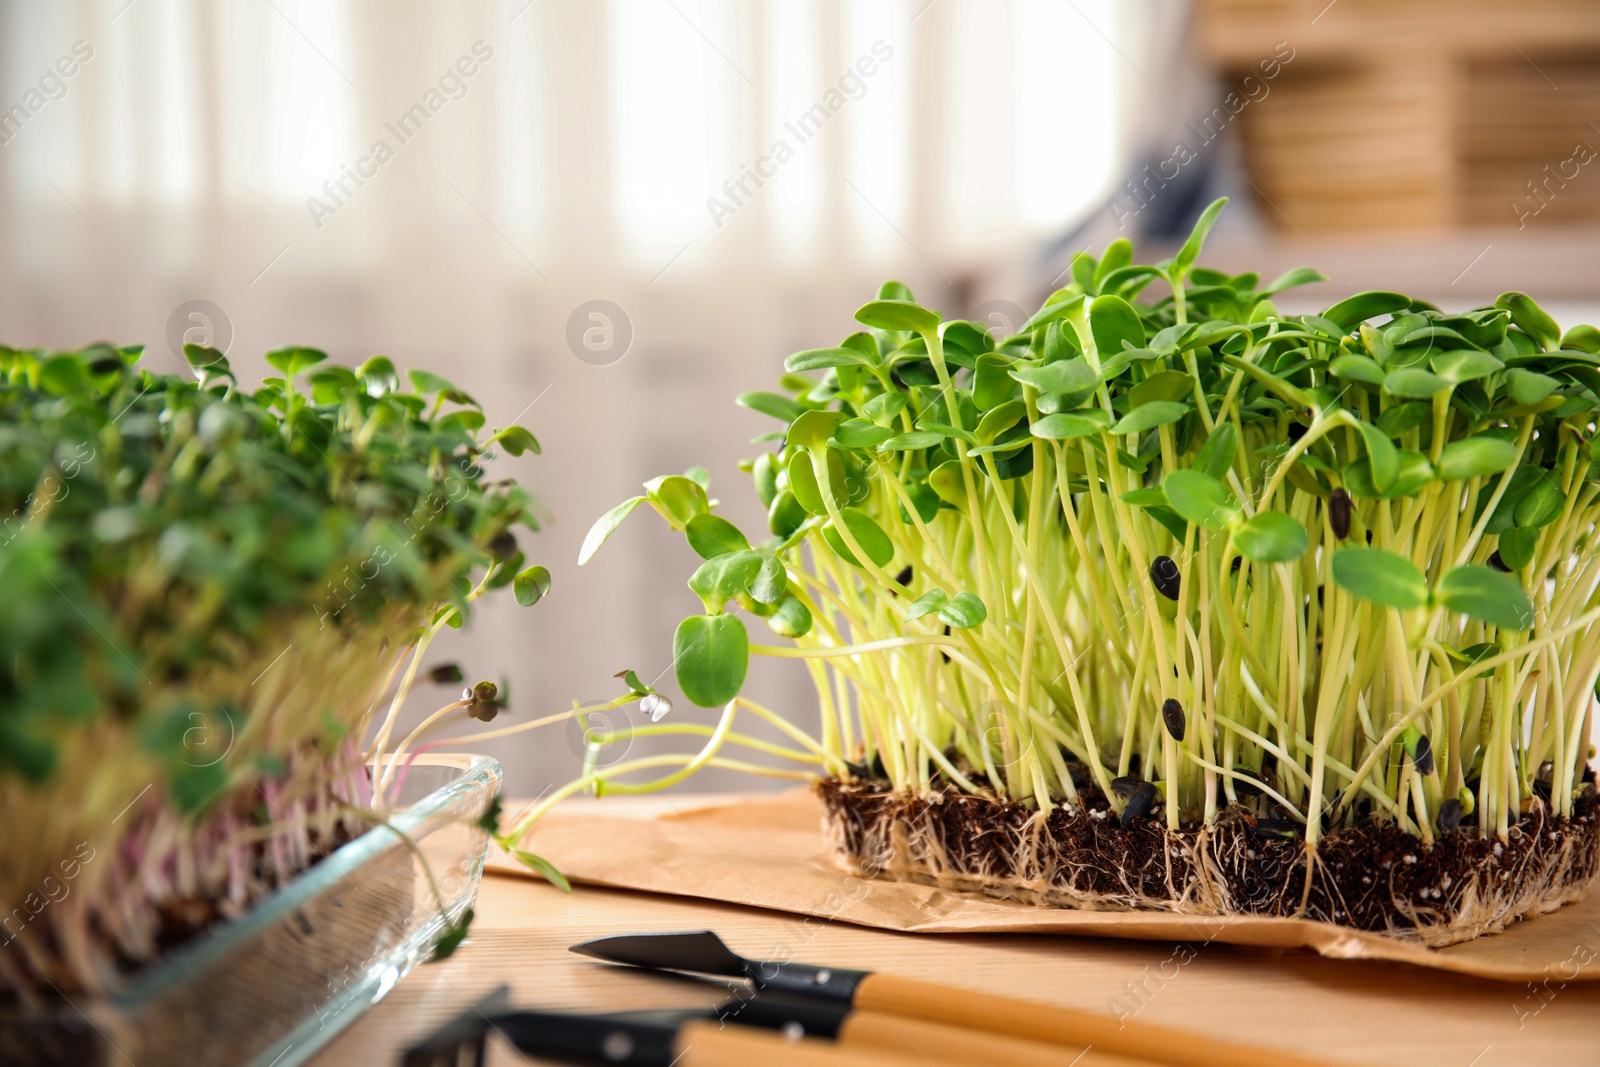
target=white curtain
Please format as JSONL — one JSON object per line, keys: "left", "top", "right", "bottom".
{"left": 0, "top": 0, "right": 1159, "bottom": 793}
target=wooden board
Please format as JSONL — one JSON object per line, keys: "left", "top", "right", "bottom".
{"left": 308, "top": 794, "right": 1600, "bottom": 1067}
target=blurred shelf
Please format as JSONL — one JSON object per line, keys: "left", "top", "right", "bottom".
{"left": 1198, "top": 0, "right": 1600, "bottom": 64}
{"left": 1201, "top": 224, "right": 1600, "bottom": 305}
{"left": 1198, "top": 0, "right": 1600, "bottom": 236}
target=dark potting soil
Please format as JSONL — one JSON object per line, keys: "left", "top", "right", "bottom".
{"left": 817, "top": 771, "right": 1600, "bottom": 937}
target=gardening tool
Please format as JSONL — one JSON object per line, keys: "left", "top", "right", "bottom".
{"left": 399, "top": 986, "right": 929, "bottom": 1067}
{"left": 403, "top": 984, "right": 1152, "bottom": 1067}
{"left": 571, "top": 930, "right": 1350, "bottom": 1067}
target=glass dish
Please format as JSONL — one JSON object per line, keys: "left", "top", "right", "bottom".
{"left": 4, "top": 753, "right": 500, "bottom": 1067}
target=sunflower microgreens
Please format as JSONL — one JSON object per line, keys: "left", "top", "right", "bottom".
{"left": 563, "top": 197, "right": 1599, "bottom": 852}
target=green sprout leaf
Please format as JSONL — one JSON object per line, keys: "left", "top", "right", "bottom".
{"left": 1329, "top": 354, "right": 1386, "bottom": 386}
{"left": 1233, "top": 511, "right": 1308, "bottom": 563}
{"left": 974, "top": 400, "right": 1025, "bottom": 445}
{"left": 1194, "top": 422, "right": 1238, "bottom": 480}
{"left": 270, "top": 346, "right": 330, "bottom": 379}
{"left": 357, "top": 355, "right": 399, "bottom": 394}
{"left": 767, "top": 489, "right": 807, "bottom": 538}
{"left": 1515, "top": 473, "right": 1563, "bottom": 529}
{"left": 1111, "top": 401, "right": 1188, "bottom": 435}
{"left": 1030, "top": 414, "right": 1105, "bottom": 440}
{"left": 1260, "top": 266, "right": 1327, "bottom": 296}
{"left": 821, "top": 508, "right": 895, "bottom": 568}
{"left": 688, "top": 551, "right": 763, "bottom": 612}
{"left": 1496, "top": 291, "right": 1560, "bottom": 350}
{"left": 1089, "top": 294, "right": 1147, "bottom": 358}
{"left": 937, "top": 591, "right": 987, "bottom": 629}
{"left": 856, "top": 300, "right": 940, "bottom": 335}
{"left": 510, "top": 851, "right": 572, "bottom": 893}
{"left": 489, "top": 426, "right": 541, "bottom": 456}
{"left": 1330, "top": 546, "right": 1428, "bottom": 610}
{"left": 1128, "top": 370, "right": 1196, "bottom": 409}
{"left": 1430, "top": 349, "right": 1503, "bottom": 384}
{"left": 429, "top": 908, "right": 475, "bottom": 960}
{"left": 1434, "top": 564, "right": 1534, "bottom": 631}
{"left": 1505, "top": 368, "right": 1560, "bottom": 406}
{"left": 1321, "top": 291, "right": 1411, "bottom": 331}
{"left": 767, "top": 597, "right": 812, "bottom": 638}
{"left": 644, "top": 474, "right": 711, "bottom": 528}
{"left": 737, "top": 391, "right": 805, "bottom": 422}
{"left": 833, "top": 418, "right": 894, "bottom": 448}
{"left": 1384, "top": 368, "right": 1449, "bottom": 399}
{"left": 512, "top": 565, "right": 551, "bottom": 608}
{"left": 785, "top": 347, "right": 877, "bottom": 373}
{"left": 685, "top": 514, "right": 750, "bottom": 560}
{"left": 878, "top": 430, "right": 944, "bottom": 451}
{"left": 1436, "top": 436, "right": 1520, "bottom": 482}
{"left": 749, "top": 554, "right": 787, "bottom": 604}
{"left": 862, "top": 391, "right": 908, "bottom": 425}
{"left": 1162, "top": 470, "right": 1238, "bottom": 531}
{"left": 1496, "top": 527, "right": 1539, "bottom": 570}
{"left": 786, "top": 409, "right": 843, "bottom": 450}
{"left": 1011, "top": 359, "right": 1100, "bottom": 396}
{"left": 906, "top": 588, "right": 948, "bottom": 621}
{"left": 972, "top": 354, "right": 1017, "bottom": 410}
{"left": 1173, "top": 196, "right": 1227, "bottom": 274}
{"left": 476, "top": 794, "right": 503, "bottom": 835}
{"left": 673, "top": 614, "right": 749, "bottom": 707}
{"left": 1356, "top": 420, "right": 1400, "bottom": 492}
{"left": 579, "top": 496, "right": 648, "bottom": 564}
{"left": 787, "top": 451, "right": 826, "bottom": 514}
{"left": 613, "top": 669, "right": 653, "bottom": 697}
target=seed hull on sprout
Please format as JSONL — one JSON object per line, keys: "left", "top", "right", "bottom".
{"left": 820, "top": 775, "right": 1599, "bottom": 946}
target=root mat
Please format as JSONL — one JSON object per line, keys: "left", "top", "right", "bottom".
{"left": 487, "top": 788, "right": 1600, "bottom": 983}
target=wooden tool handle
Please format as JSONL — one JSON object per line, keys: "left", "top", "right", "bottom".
{"left": 839, "top": 1009, "right": 1161, "bottom": 1067}
{"left": 855, "top": 972, "right": 1343, "bottom": 1067}
{"left": 676, "top": 1020, "right": 921, "bottom": 1067}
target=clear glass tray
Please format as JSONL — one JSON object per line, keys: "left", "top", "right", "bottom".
{"left": 5, "top": 754, "right": 500, "bottom": 1067}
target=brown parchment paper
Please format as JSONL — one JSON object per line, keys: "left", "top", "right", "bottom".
{"left": 486, "top": 788, "right": 1600, "bottom": 983}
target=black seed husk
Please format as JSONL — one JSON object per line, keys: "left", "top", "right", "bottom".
{"left": 488, "top": 529, "right": 519, "bottom": 562}
{"left": 1329, "top": 487, "right": 1352, "bottom": 540}
{"left": 1150, "top": 555, "right": 1180, "bottom": 600}
{"left": 1413, "top": 733, "right": 1435, "bottom": 776}
{"left": 428, "top": 662, "right": 464, "bottom": 684}
{"left": 1233, "top": 767, "right": 1266, "bottom": 797}
{"left": 1161, "top": 697, "right": 1186, "bottom": 742}
{"left": 1120, "top": 782, "right": 1158, "bottom": 826}
{"left": 894, "top": 565, "right": 913, "bottom": 586}
{"left": 1488, "top": 551, "right": 1510, "bottom": 573}
{"left": 1251, "top": 818, "right": 1300, "bottom": 839}
{"left": 1110, "top": 775, "right": 1140, "bottom": 798}
{"left": 1230, "top": 555, "right": 1243, "bottom": 573}
{"left": 1438, "top": 798, "right": 1463, "bottom": 831}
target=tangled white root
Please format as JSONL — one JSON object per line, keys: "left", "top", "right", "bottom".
{"left": 821, "top": 784, "right": 1599, "bottom": 947}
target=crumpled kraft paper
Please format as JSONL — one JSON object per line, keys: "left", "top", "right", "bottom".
{"left": 486, "top": 788, "right": 1600, "bottom": 983}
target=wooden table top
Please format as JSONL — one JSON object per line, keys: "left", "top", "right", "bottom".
{"left": 309, "top": 797, "right": 1600, "bottom": 1067}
